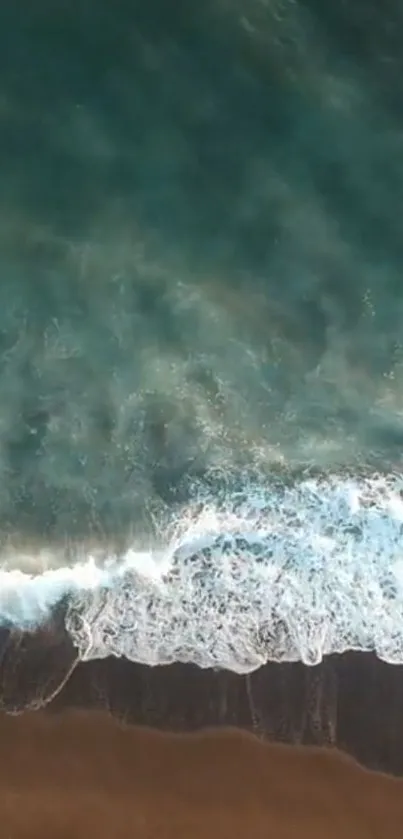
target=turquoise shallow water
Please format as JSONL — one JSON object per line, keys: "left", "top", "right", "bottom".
{"left": 1, "top": 1, "right": 403, "bottom": 665}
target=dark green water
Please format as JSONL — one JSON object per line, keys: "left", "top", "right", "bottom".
{"left": 1, "top": 0, "right": 403, "bottom": 548}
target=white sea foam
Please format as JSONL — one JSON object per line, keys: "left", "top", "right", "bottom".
{"left": 2, "top": 472, "right": 403, "bottom": 672}
{"left": 0, "top": 559, "right": 107, "bottom": 628}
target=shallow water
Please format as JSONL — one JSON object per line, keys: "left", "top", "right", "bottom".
{"left": 1, "top": 1, "right": 403, "bottom": 666}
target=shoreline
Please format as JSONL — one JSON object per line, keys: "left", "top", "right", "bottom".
{"left": 1, "top": 611, "right": 403, "bottom": 776}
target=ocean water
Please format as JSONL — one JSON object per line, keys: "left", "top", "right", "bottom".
{"left": 1, "top": 0, "right": 403, "bottom": 669}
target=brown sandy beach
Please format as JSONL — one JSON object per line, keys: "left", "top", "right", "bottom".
{"left": 1, "top": 709, "right": 403, "bottom": 839}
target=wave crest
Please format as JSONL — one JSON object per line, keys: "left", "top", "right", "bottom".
{"left": 65, "top": 473, "right": 403, "bottom": 672}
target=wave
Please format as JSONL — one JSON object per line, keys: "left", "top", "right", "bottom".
{"left": 2, "top": 471, "right": 403, "bottom": 672}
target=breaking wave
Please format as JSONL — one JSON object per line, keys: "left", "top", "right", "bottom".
{"left": 2, "top": 471, "right": 403, "bottom": 672}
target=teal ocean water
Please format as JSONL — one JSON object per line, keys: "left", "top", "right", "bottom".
{"left": 1, "top": 0, "right": 403, "bottom": 668}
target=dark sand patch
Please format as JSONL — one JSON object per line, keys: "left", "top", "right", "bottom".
{"left": 0, "top": 709, "right": 403, "bottom": 838}
{"left": 2, "top": 615, "right": 403, "bottom": 776}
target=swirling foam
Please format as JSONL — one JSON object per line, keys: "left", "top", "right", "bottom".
{"left": 61, "top": 472, "right": 403, "bottom": 672}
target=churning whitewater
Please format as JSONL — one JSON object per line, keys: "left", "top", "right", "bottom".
{"left": 2, "top": 472, "right": 403, "bottom": 672}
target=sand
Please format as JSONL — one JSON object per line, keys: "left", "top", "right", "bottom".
{"left": 0, "top": 709, "right": 402, "bottom": 838}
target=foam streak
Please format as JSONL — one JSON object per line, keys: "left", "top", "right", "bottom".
{"left": 2, "top": 473, "right": 403, "bottom": 672}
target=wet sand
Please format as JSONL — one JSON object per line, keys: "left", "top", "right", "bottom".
{"left": 2, "top": 616, "right": 403, "bottom": 776}
{"left": 1, "top": 709, "right": 403, "bottom": 839}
